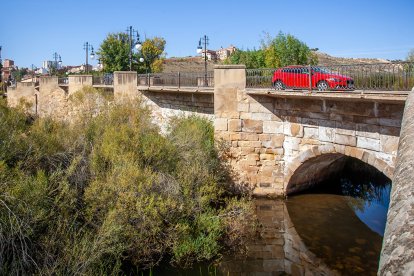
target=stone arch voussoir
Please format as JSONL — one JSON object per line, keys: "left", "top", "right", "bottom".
{"left": 284, "top": 145, "right": 394, "bottom": 194}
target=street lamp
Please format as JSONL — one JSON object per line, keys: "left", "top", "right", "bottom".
{"left": 52, "top": 52, "right": 62, "bottom": 75}
{"left": 197, "top": 35, "right": 209, "bottom": 86}
{"left": 83, "top": 42, "right": 95, "bottom": 74}
{"left": 126, "top": 26, "right": 142, "bottom": 71}
{"left": 31, "top": 64, "right": 37, "bottom": 83}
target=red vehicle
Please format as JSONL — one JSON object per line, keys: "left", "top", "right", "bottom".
{"left": 272, "top": 66, "right": 354, "bottom": 91}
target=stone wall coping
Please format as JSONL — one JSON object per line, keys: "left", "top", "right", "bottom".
{"left": 114, "top": 71, "right": 138, "bottom": 74}
{"left": 68, "top": 75, "right": 93, "bottom": 77}
{"left": 214, "top": 65, "right": 246, "bottom": 69}
{"left": 247, "top": 89, "right": 408, "bottom": 103}
{"left": 138, "top": 86, "right": 214, "bottom": 95}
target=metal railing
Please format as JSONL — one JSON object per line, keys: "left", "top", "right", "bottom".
{"left": 246, "top": 62, "right": 414, "bottom": 91}
{"left": 138, "top": 71, "right": 214, "bottom": 88}
{"left": 58, "top": 77, "right": 68, "bottom": 85}
{"left": 92, "top": 74, "right": 113, "bottom": 86}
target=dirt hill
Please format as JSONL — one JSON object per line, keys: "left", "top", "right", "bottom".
{"left": 162, "top": 52, "right": 390, "bottom": 73}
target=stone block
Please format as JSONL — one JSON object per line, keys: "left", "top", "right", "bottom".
{"left": 242, "top": 119, "right": 263, "bottom": 133}
{"left": 251, "top": 112, "right": 273, "bottom": 121}
{"left": 319, "top": 126, "right": 335, "bottom": 142}
{"left": 241, "top": 147, "right": 255, "bottom": 155}
{"left": 284, "top": 122, "right": 303, "bottom": 137}
{"left": 214, "top": 118, "right": 228, "bottom": 131}
{"left": 336, "top": 121, "right": 356, "bottom": 135}
{"left": 356, "top": 123, "right": 380, "bottom": 139}
{"left": 238, "top": 140, "right": 262, "bottom": 148}
{"left": 263, "top": 121, "right": 284, "bottom": 134}
{"left": 259, "top": 134, "right": 271, "bottom": 141}
{"left": 230, "top": 133, "right": 241, "bottom": 141}
{"left": 240, "top": 133, "right": 259, "bottom": 141}
{"left": 335, "top": 133, "right": 357, "bottom": 146}
{"left": 357, "top": 136, "right": 380, "bottom": 151}
{"left": 271, "top": 134, "right": 285, "bottom": 148}
{"left": 228, "top": 119, "right": 241, "bottom": 132}
{"left": 303, "top": 126, "right": 319, "bottom": 139}
{"left": 239, "top": 112, "right": 251, "bottom": 119}
{"left": 237, "top": 103, "right": 249, "bottom": 112}
{"left": 247, "top": 153, "right": 260, "bottom": 161}
{"left": 380, "top": 135, "right": 399, "bottom": 155}
{"left": 260, "top": 154, "right": 274, "bottom": 161}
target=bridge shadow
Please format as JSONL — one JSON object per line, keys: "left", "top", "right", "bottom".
{"left": 141, "top": 90, "right": 214, "bottom": 115}
{"left": 247, "top": 93, "right": 403, "bottom": 137}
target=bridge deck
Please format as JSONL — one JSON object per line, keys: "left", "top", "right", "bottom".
{"left": 137, "top": 85, "right": 214, "bottom": 94}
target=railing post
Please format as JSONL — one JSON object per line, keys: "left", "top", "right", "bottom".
{"left": 147, "top": 73, "right": 150, "bottom": 87}
{"left": 178, "top": 72, "right": 181, "bottom": 88}
{"left": 308, "top": 64, "right": 312, "bottom": 92}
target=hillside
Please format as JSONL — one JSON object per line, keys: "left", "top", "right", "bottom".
{"left": 162, "top": 52, "right": 390, "bottom": 73}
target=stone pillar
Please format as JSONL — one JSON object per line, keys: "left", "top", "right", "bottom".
{"left": 38, "top": 76, "right": 67, "bottom": 119}
{"left": 7, "top": 82, "right": 37, "bottom": 114}
{"left": 379, "top": 89, "right": 414, "bottom": 275}
{"left": 68, "top": 75, "right": 93, "bottom": 95}
{"left": 113, "top": 71, "right": 138, "bottom": 103}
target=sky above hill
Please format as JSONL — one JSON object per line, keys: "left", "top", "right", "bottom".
{"left": 1, "top": 0, "right": 413, "bottom": 68}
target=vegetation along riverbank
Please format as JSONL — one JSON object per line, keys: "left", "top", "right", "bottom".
{"left": 0, "top": 89, "right": 256, "bottom": 275}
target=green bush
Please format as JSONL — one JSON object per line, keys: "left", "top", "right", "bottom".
{"left": 0, "top": 95, "right": 255, "bottom": 274}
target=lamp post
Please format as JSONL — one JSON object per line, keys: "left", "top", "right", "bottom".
{"left": 197, "top": 35, "right": 209, "bottom": 86}
{"left": 31, "top": 64, "right": 37, "bottom": 83}
{"left": 83, "top": 42, "right": 95, "bottom": 74}
{"left": 126, "top": 26, "right": 142, "bottom": 71}
{"left": 52, "top": 52, "right": 62, "bottom": 76}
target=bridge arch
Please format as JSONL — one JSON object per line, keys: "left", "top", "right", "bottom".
{"left": 284, "top": 145, "right": 394, "bottom": 195}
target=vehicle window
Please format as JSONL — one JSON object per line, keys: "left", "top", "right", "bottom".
{"left": 301, "top": 68, "right": 309, "bottom": 74}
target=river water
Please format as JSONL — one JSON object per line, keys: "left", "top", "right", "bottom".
{"left": 147, "top": 159, "right": 392, "bottom": 275}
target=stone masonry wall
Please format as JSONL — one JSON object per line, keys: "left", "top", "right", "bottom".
{"left": 214, "top": 65, "right": 403, "bottom": 197}
{"left": 379, "top": 90, "right": 414, "bottom": 275}
{"left": 140, "top": 91, "right": 214, "bottom": 132}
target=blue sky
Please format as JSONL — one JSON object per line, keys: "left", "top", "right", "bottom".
{"left": 1, "top": 0, "right": 413, "bottom": 68}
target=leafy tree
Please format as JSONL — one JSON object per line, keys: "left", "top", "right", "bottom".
{"left": 98, "top": 33, "right": 166, "bottom": 73}
{"left": 262, "top": 32, "right": 317, "bottom": 67}
{"left": 11, "top": 67, "right": 28, "bottom": 81}
{"left": 226, "top": 32, "right": 318, "bottom": 68}
{"left": 141, "top": 37, "right": 166, "bottom": 73}
{"left": 98, "top": 33, "right": 130, "bottom": 73}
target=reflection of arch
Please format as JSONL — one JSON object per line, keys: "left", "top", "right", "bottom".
{"left": 284, "top": 145, "right": 394, "bottom": 195}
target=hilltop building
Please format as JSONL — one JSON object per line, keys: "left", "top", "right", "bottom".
{"left": 200, "top": 45, "right": 237, "bottom": 61}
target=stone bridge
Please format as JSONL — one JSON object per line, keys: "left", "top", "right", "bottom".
{"left": 7, "top": 66, "right": 413, "bottom": 275}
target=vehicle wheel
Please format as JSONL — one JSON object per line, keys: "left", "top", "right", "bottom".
{"left": 317, "top": 81, "right": 329, "bottom": 91}
{"left": 273, "top": 80, "right": 285, "bottom": 90}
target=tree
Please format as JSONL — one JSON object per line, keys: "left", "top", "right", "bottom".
{"left": 98, "top": 33, "right": 130, "bottom": 73}
{"left": 141, "top": 37, "right": 166, "bottom": 73}
{"left": 225, "top": 32, "right": 317, "bottom": 68}
{"left": 98, "top": 33, "right": 166, "bottom": 73}
{"left": 262, "top": 32, "right": 318, "bottom": 68}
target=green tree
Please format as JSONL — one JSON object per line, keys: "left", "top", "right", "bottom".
{"left": 98, "top": 33, "right": 130, "bottom": 73}
{"left": 226, "top": 32, "right": 317, "bottom": 68}
{"left": 262, "top": 32, "right": 317, "bottom": 67}
{"left": 98, "top": 33, "right": 166, "bottom": 73}
{"left": 141, "top": 37, "right": 166, "bottom": 73}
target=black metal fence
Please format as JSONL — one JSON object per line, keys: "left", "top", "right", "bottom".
{"left": 58, "top": 77, "right": 68, "bottom": 85}
{"left": 137, "top": 71, "right": 214, "bottom": 88}
{"left": 246, "top": 62, "right": 414, "bottom": 91}
{"left": 92, "top": 74, "right": 113, "bottom": 85}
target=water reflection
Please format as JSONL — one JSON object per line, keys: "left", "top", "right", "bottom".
{"left": 286, "top": 157, "right": 391, "bottom": 275}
